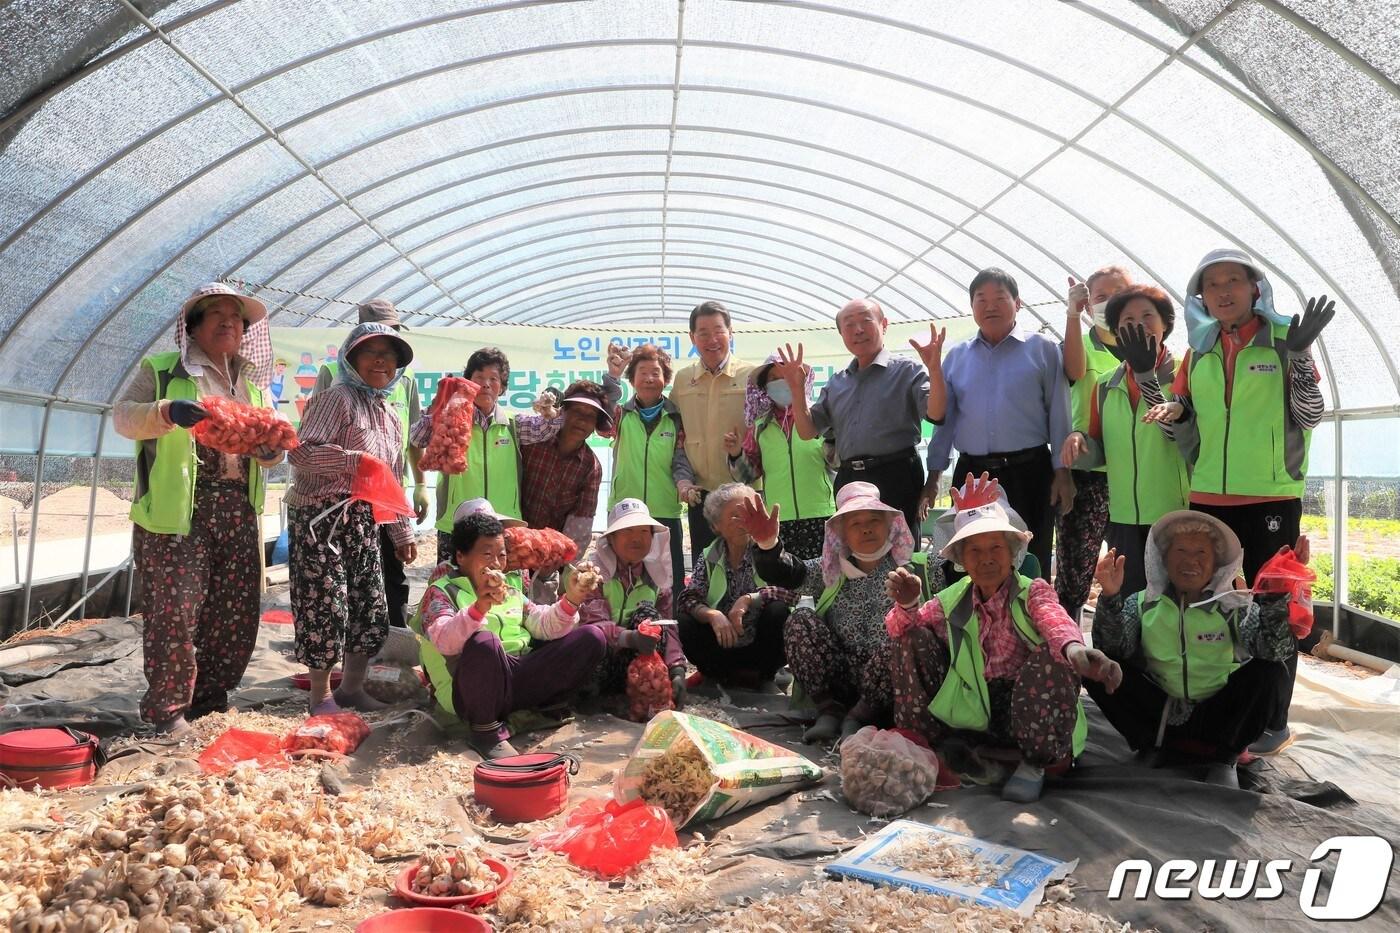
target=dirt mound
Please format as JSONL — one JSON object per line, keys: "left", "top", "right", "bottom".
{"left": 39, "top": 486, "right": 132, "bottom": 516}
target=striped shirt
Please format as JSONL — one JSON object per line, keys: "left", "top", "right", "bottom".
{"left": 287, "top": 384, "right": 414, "bottom": 546}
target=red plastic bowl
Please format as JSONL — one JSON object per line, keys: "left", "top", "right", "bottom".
{"left": 394, "top": 857, "right": 513, "bottom": 909}
{"left": 356, "top": 908, "right": 492, "bottom": 933}
{"left": 290, "top": 671, "right": 343, "bottom": 690}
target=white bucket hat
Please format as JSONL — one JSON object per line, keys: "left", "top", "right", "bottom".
{"left": 940, "top": 499, "right": 1033, "bottom": 566}
{"left": 1144, "top": 510, "right": 1248, "bottom": 610}
{"left": 452, "top": 497, "right": 525, "bottom": 528}
{"left": 604, "top": 498, "right": 664, "bottom": 536}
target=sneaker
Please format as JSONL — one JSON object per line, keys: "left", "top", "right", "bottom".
{"left": 1002, "top": 763, "right": 1046, "bottom": 803}
{"left": 1247, "top": 727, "right": 1295, "bottom": 756}
{"left": 471, "top": 736, "right": 519, "bottom": 760}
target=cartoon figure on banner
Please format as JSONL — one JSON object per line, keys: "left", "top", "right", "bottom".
{"left": 293, "top": 351, "right": 319, "bottom": 418}
{"left": 269, "top": 359, "right": 288, "bottom": 408}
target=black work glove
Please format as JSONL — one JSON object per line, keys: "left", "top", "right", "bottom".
{"left": 1116, "top": 322, "right": 1159, "bottom": 375}
{"left": 168, "top": 399, "right": 208, "bottom": 428}
{"left": 618, "top": 628, "right": 659, "bottom": 654}
{"left": 1286, "top": 295, "right": 1336, "bottom": 355}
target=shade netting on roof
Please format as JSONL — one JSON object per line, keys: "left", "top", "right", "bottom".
{"left": 1, "top": 0, "right": 1396, "bottom": 410}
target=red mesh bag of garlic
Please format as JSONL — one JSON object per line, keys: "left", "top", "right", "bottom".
{"left": 419, "top": 376, "right": 480, "bottom": 474}
{"left": 190, "top": 395, "right": 299, "bottom": 455}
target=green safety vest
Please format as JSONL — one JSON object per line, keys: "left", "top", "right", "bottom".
{"left": 129, "top": 351, "right": 266, "bottom": 536}
{"left": 409, "top": 570, "right": 528, "bottom": 717}
{"left": 928, "top": 576, "right": 1088, "bottom": 757}
{"left": 609, "top": 407, "right": 682, "bottom": 518}
{"left": 813, "top": 552, "right": 935, "bottom": 619}
{"left": 437, "top": 417, "right": 522, "bottom": 532}
{"left": 1070, "top": 330, "right": 1120, "bottom": 475}
{"left": 1097, "top": 364, "right": 1191, "bottom": 526}
{"left": 1138, "top": 594, "right": 1245, "bottom": 702}
{"left": 603, "top": 576, "right": 660, "bottom": 624}
{"left": 703, "top": 540, "right": 767, "bottom": 607}
{"left": 1187, "top": 320, "right": 1309, "bottom": 498}
{"left": 754, "top": 416, "right": 835, "bottom": 521}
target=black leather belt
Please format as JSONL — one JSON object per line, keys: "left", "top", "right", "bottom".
{"left": 961, "top": 446, "right": 1047, "bottom": 469}
{"left": 844, "top": 448, "right": 918, "bottom": 471}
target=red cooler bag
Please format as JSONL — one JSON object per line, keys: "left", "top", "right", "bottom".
{"left": 0, "top": 727, "right": 104, "bottom": 790}
{"left": 473, "top": 752, "right": 578, "bottom": 823}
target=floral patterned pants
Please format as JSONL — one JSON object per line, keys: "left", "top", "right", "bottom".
{"left": 784, "top": 607, "right": 894, "bottom": 718}
{"left": 779, "top": 517, "right": 827, "bottom": 562}
{"left": 890, "top": 627, "right": 1081, "bottom": 767}
{"left": 134, "top": 483, "right": 261, "bottom": 726}
{"left": 1053, "top": 470, "right": 1109, "bottom": 621}
{"left": 289, "top": 499, "right": 389, "bottom": 670}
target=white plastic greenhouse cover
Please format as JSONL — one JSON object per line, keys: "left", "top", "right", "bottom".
{"left": 0, "top": 0, "right": 1397, "bottom": 410}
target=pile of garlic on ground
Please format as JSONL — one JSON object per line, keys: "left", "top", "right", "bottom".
{"left": 657, "top": 879, "right": 1139, "bottom": 933}
{"left": 874, "top": 833, "right": 1004, "bottom": 887}
{"left": 0, "top": 765, "right": 405, "bottom": 932}
{"left": 638, "top": 736, "right": 712, "bottom": 826}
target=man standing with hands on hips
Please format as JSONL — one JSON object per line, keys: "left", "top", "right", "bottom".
{"left": 775, "top": 297, "right": 947, "bottom": 541}
{"left": 670, "top": 301, "right": 754, "bottom": 567}
{"left": 922, "top": 269, "right": 1075, "bottom": 578}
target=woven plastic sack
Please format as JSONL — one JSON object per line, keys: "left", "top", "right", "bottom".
{"left": 534, "top": 797, "right": 677, "bottom": 877}
{"left": 1253, "top": 547, "right": 1317, "bottom": 638}
{"left": 625, "top": 622, "right": 673, "bottom": 722}
{"left": 351, "top": 454, "right": 414, "bottom": 524}
{"left": 840, "top": 726, "right": 957, "bottom": 818}
{"left": 281, "top": 712, "right": 371, "bottom": 758}
{"left": 190, "top": 396, "right": 299, "bottom": 455}
{"left": 198, "top": 729, "right": 289, "bottom": 775}
{"left": 504, "top": 526, "right": 578, "bottom": 571}
{"left": 419, "top": 376, "right": 480, "bottom": 474}
{"left": 615, "top": 711, "right": 822, "bottom": 828}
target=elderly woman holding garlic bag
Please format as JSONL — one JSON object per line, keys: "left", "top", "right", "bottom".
{"left": 746, "top": 481, "right": 943, "bottom": 745}
{"left": 885, "top": 474, "right": 1123, "bottom": 802}
{"left": 420, "top": 509, "right": 607, "bottom": 759}
{"left": 115, "top": 282, "right": 283, "bottom": 734}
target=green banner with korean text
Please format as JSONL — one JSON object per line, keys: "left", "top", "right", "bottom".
{"left": 268, "top": 320, "right": 976, "bottom": 426}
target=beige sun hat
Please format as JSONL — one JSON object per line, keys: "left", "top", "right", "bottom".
{"left": 453, "top": 497, "right": 525, "bottom": 528}
{"left": 180, "top": 282, "right": 267, "bottom": 325}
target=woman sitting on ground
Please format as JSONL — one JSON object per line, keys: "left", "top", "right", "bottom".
{"left": 577, "top": 498, "right": 690, "bottom": 706}
{"left": 1089, "top": 512, "right": 1305, "bottom": 789}
{"left": 419, "top": 510, "right": 606, "bottom": 759}
{"left": 884, "top": 474, "right": 1122, "bottom": 802}
{"left": 746, "top": 482, "right": 942, "bottom": 745}
{"left": 676, "top": 482, "right": 792, "bottom": 689}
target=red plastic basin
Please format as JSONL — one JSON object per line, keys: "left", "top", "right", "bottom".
{"left": 394, "top": 857, "right": 513, "bottom": 909}
{"left": 355, "top": 908, "right": 492, "bottom": 932}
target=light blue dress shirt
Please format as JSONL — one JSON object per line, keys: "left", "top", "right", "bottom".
{"left": 925, "top": 326, "right": 1071, "bottom": 472}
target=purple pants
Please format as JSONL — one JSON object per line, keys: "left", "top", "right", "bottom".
{"left": 451, "top": 625, "right": 607, "bottom": 742}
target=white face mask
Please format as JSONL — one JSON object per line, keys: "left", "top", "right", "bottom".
{"left": 1091, "top": 300, "right": 1110, "bottom": 331}
{"left": 765, "top": 380, "right": 793, "bottom": 408}
{"left": 850, "top": 540, "right": 893, "bottom": 563}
